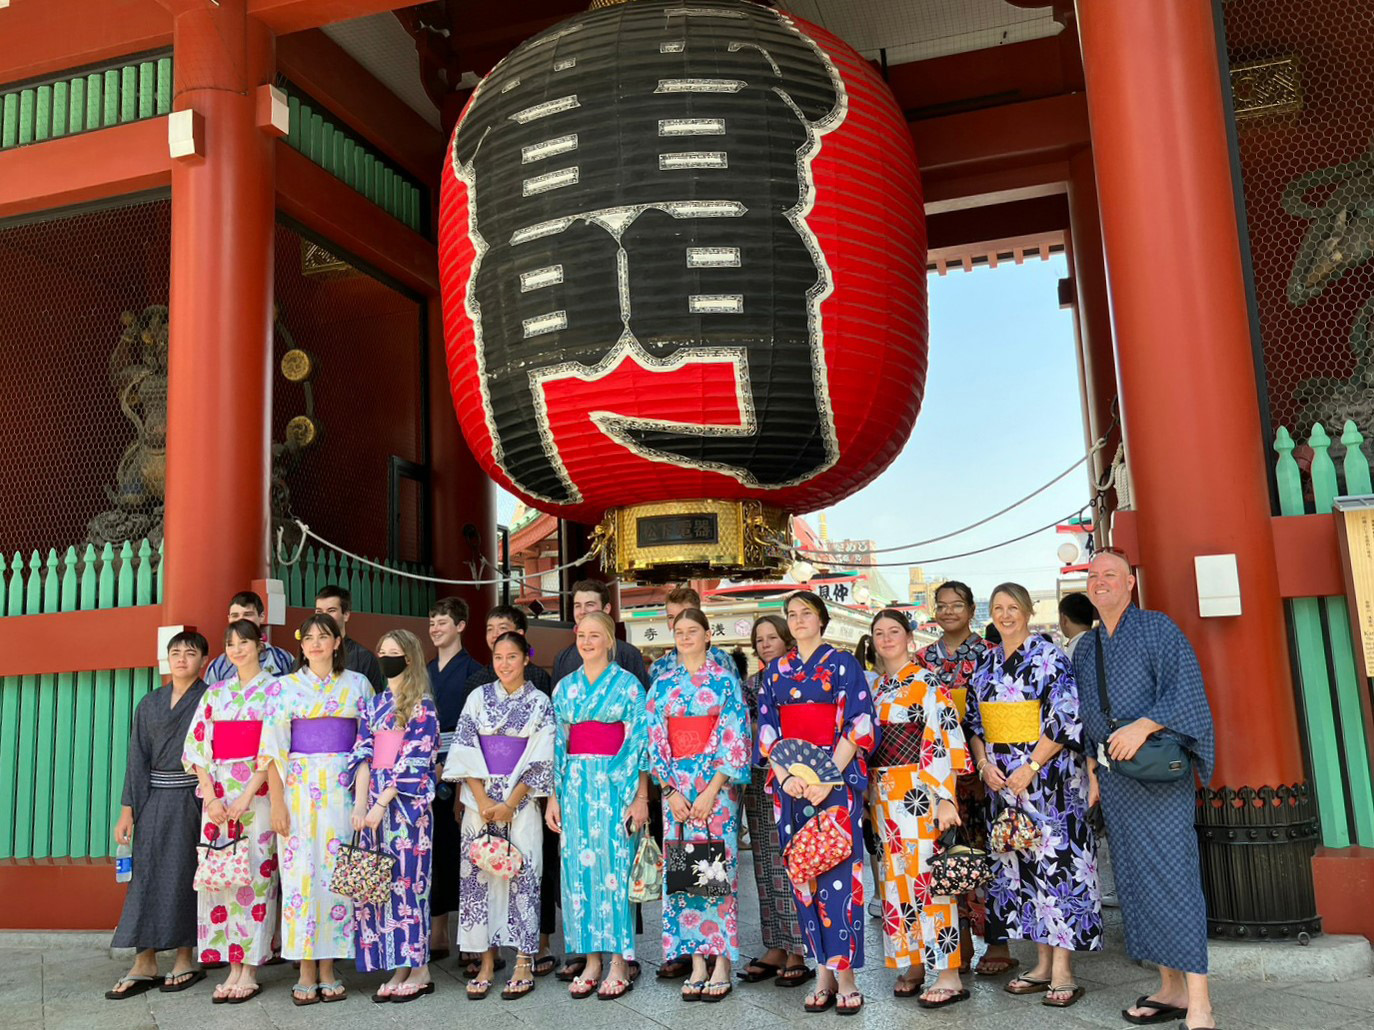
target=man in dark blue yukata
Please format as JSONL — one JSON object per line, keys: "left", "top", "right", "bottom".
{"left": 1074, "top": 551, "right": 1216, "bottom": 1030}
{"left": 426, "top": 595, "right": 483, "bottom": 963}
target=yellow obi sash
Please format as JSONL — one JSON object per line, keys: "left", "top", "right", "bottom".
{"left": 981, "top": 700, "right": 1042, "bottom": 745}
{"left": 948, "top": 687, "right": 968, "bottom": 722}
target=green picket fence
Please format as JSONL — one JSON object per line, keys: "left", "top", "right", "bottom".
{"left": 0, "top": 55, "right": 172, "bottom": 149}
{"left": 1274, "top": 420, "right": 1374, "bottom": 848}
{"left": 0, "top": 537, "right": 164, "bottom": 861}
{"left": 282, "top": 87, "right": 424, "bottom": 232}
{"left": 273, "top": 545, "right": 437, "bottom": 618}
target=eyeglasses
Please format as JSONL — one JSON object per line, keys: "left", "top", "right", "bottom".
{"left": 933, "top": 603, "right": 968, "bottom": 613}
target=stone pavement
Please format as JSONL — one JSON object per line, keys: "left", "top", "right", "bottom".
{"left": 5, "top": 848, "right": 1371, "bottom": 1030}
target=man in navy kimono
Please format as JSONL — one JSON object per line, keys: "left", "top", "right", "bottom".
{"left": 1074, "top": 551, "right": 1216, "bottom": 1030}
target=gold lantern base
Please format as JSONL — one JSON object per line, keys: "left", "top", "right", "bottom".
{"left": 593, "top": 499, "right": 790, "bottom": 583}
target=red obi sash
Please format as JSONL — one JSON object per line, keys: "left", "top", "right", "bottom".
{"left": 372, "top": 729, "right": 404, "bottom": 770}
{"left": 667, "top": 713, "right": 718, "bottom": 759}
{"left": 211, "top": 720, "right": 263, "bottom": 761}
{"left": 779, "top": 703, "right": 838, "bottom": 749}
{"left": 568, "top": 720, "right": 626, "bottom": 756}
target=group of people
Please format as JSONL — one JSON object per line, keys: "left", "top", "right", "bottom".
{"left": 107, "top": 551, "right": 1219, "bottom": 1029}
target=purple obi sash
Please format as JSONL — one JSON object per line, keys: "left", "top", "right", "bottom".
{"left": 372, "top": 729, "right": 404, "bottom": 770}
{"left": 289, "top": 716, "right": 357, "bottom": 755}
{"left": 567, "top": 720, "right": 626, "bottom": 756}
{"left": 479, "top": 734, "right": 527, "bottom": 776}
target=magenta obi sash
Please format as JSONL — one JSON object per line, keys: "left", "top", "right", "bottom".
{"left": 371, "top": 729, "right": 404, "bottom": 770}
{"left": 479, "top": 734, "right": 527, "bottom": 776}
{"left": 567, "top": 720, "right": 625, "bottom": 757}
{"left": 211, "top": 720, "right": 263, "bottom": 761}
{"left": 289, "top": 716, "right": 357, "bottom": 755}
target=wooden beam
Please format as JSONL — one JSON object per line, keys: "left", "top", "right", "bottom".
{"left": 275, "top": 141, "right": 437, "bottom": 295}
{"left": 0, "top": 607, "right": 164, "bottom": 677}
{"left": 912, "top": 93, "right": 1090, "bottom": 177}
{"left": 249, "top": 0, "right": 417, "bottom": 35}
{"left": 277, "top": 29, "right": 443, "bottom": 184}
{"left": 924, "top": 161, "right": 1070, "bottom": 215}
{"left": 0, "top": 0, "right": 170, "bottom": 87}
{"left": 0, "top": 118, "right": 171, "bottom": 220}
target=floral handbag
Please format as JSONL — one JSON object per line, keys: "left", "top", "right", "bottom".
{"left": 928, "top": 828, "right": 994, "bottom": 896}
{"left": 664, "top": 826, "right": 729, "bottom": 898}
{"left": 989, "top": 803, "right": 1043, "bottom": 854}
{"left": 330, "top": 832, "right": 396, "bottom": 907}
{"left": 783, "top": 805, "right": 853, "bottom": 887}
{"left": 628, "top": 831, "right": 663, "bottom": 903}
{"left": 193, "top": 825, "right": 251, "bottom": 893}
{"left": 468, "top": 827, "right": 524, "bottom": 882}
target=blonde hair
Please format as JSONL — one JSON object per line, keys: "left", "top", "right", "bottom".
{"left": 990, "top": 581, "right": 1034, "bottom": 616}
{"left": 377, "top": 629, "right": 432, "bottom": 724}
{"left": 577, "top": 611, "right": 618, "bottom": 659}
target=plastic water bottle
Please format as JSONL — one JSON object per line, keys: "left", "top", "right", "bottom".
{"left": 115, "top": 840, "right": 133, "bottom": 883}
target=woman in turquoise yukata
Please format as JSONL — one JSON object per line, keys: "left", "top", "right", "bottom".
{"left": 262, "top": 613, "right": 371, "bottom": 1006}
{"left": 546, "top": 611, "right": 649, "bottom": 1002}
{"left": 349, "top": 629, "right": 439, "bottom": 1002}
{"left": 754, "top": 591, "right": 877, "bottom": 1016}
{"left": 646, "top": 608, "right": 751, "bottom": 1003}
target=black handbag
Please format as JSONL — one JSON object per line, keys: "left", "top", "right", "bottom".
{"left": 1095, "top": 629, "right": 1190, "bottom": 782}
{"left": 664, "top": 824, "right": 730, "bottom": 898}
{"left": 928, "top": 827, "right": 993, "bottom": 897}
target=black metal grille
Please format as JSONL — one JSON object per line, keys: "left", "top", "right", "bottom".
{"left": 270, "top": 221, "right": 428, "bottom": 566}
{"left": 1224, "top": 0, "right": 1374, "bottom": 452}
{"left": 0, "top": 195, "right": 172, "bottom": 558}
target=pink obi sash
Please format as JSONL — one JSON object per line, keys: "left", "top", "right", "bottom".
{"left": 780, "top": 703, "right": 839, "bottom": 749}
{"left": 211, "top": 720, "right": 263, "bottom": 761}
{"left": 371, "top": 729, "right": 404, "bottom": 770}
{"left": 479, "top": 734, "right": 527, "bottom": 776}
{"left": 289, "top": 716, "right": 357, "bottom": 755}
{"left": 667, "top": 714, "right": 718, "bottom": 759}
{"left": 567, "top": 720, "right": 626, "bottom": 756}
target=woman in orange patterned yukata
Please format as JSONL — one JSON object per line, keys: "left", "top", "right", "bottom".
{"left": 868, "top": 608, "right": 970, "bottom": 1008}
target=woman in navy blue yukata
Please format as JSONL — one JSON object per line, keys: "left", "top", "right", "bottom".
{"left": 754, "top": 591, "right": 877, "bottom": 1016}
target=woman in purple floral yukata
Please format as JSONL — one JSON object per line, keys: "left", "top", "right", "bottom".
{"left": 967, "top": 582, "right": 1102, "bottom": 1010}
{"left": 350, "top": 629, "right": 439, "bottom": 1002}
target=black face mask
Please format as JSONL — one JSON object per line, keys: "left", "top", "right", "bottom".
{"left": 378, "top": 655, "right": 408, "bottom": 679}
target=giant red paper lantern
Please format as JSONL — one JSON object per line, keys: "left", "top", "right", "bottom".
{"left": 440, "top": 0, "right": 926, "bottom": 578}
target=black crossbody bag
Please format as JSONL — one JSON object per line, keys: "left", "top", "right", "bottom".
{"left": 1095, "top": 628, "right": 1191, "bottom": 783}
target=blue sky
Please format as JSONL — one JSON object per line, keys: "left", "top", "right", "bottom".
{"left": 497, "top": 254, "right": 1090, "bottom": 599}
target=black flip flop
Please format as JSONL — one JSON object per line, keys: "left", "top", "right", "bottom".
{"left": 225, "top": 983, "right": 262, "bottom": 1005}
{"left": 1124, "top": 996, "right": 1188, "bottom": 1025}
{"left": 918, "top": 987, "right": 970, "bottom": 1009}
{"left": 105, "top": 975, "right": 159, "bottom": 1000}
{"left": 836, "top": 991, "right": 865, "bottom": 1016}
{"left": 776, "top": 964, "right": 815, "bottom": 988}
{"left": 804, "top": 988, "right": 836, "bottom": 1012}
{"left": 556, "top": 957, "right": 588, "bottom": 982}
{"left": 737, "top": 958, "right": 780, "bottom": 983}
{"left": 1042, "top": 984, "right": 1084, "bottom": 1008}
{"left": 533, "top": 954, "right": 558, "bottom": 977}
{"left": 392, "top": 982, "right": 435, "bottom": 1004}
{"left": 657, "top": 957, "right": 690, "bottom": 980}
{"left": 159, "top": 969, "right": 206, "bottom": 993}
{"left": 700, "top": 981, "right": 733, "bottom": 1003}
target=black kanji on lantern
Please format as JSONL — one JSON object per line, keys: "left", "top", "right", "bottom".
{"left": 450, "top": 0, "right": 846, "bottom": 505}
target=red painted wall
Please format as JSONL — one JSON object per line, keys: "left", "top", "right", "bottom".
{"left": 271, "top": 222, "right": 425, "bottom": 564}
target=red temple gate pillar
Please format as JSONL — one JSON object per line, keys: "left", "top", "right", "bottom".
{"left": 1066, "top": 147, "right": 1120, "bottom": 538}
{"left": 1076, "top": 0, "right": 1319, "bottom": 938}
{"left": 162, "top": 2, "right": 275, "bottom": 638}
